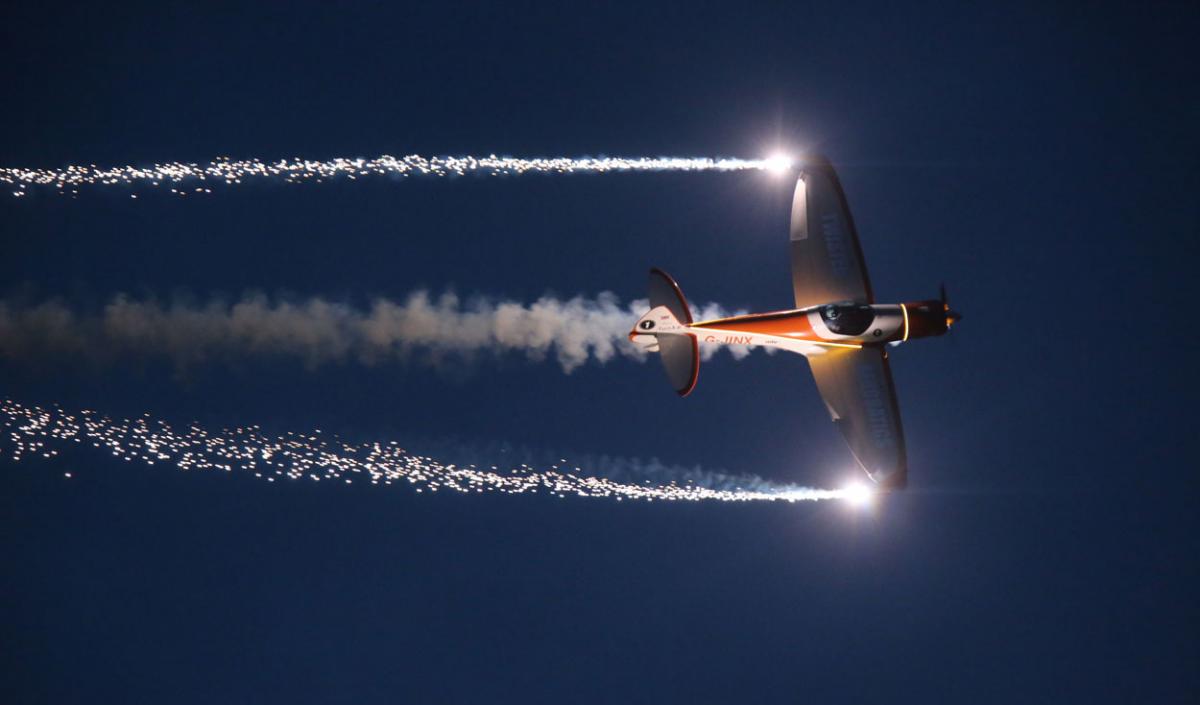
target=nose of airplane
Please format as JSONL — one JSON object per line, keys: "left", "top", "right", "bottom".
{"left": 903, "top": 300, "right": 952, "bottom": 338}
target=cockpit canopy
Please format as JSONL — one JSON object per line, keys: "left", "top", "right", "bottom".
{"left": 819, "top": 302, "right": 875, "bottom": 336}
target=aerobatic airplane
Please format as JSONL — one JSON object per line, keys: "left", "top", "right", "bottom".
{"left": 629, "top": 155, "right": 960, "bottom": 489}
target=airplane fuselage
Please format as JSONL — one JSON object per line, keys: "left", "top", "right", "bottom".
{"left": 693, "top": 304, "right": 905, "bottom": 355}
{"left": 631, "top": 299, "right": 953, "bottom": 358}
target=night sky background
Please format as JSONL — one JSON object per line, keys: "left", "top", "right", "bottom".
{"left": 2, "top": 2, "right": 1197, "bottom": 703}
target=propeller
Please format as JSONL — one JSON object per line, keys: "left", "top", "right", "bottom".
{"left": 941, "top": 282, "right": 963, "bottom": 330}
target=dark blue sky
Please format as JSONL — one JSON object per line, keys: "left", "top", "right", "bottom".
{"left": 2, "top": 2, "right": 1197, "bottom": 703}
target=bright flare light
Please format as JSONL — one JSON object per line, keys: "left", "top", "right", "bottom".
{"left": 763, "top": 153, "right": 794, "bottom": 174}
{"left": 841, "top": 481, "right": 874, "bottom": 507}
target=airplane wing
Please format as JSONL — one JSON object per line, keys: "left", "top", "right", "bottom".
{"left": 790, "top": 156, "right": 875, "bottom": 309}
{"left": 806, "top": 347, "right": 907, "bottom": 487}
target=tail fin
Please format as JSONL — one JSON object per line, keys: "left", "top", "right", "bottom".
{"left": 645, "top": 269, "right": 699, "bottom": 397}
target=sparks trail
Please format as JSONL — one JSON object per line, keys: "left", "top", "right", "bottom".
{"left": 2, "top": 154, "right": 776, "bottom": 198}
{"left": 1, "top": 399, "right": 847, "bottom": 503}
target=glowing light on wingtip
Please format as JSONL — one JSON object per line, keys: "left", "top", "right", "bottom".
{"left": 763, "top": 153, "right": 794, "bottom": 174}
{"left": 841, "top": 481, "right": 874, "bottom": 507}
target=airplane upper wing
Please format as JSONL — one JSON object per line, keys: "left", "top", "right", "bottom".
{"left": 806, "top": 347, "right": 907, "bottom": 487}
{"left": 790, "top": 156, "right": 875, "bottom": 309}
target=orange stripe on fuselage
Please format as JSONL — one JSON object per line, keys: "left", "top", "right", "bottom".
{"left": 691, "top": 309, "right": 816, "bottom": 339}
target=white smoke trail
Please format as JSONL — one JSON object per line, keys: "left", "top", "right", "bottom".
{"left": 2, "top": 154, "right": 779, "bottom": 198}
{"left": 0, "top": 291, "right": 750, "bottom": 372}
{"left": 1, "top": 399, "right": 849, "bottom": 503}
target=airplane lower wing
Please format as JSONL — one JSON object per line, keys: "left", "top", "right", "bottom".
{"left": 790, "top": 156, "right": 875, "bottom": 309}
{"left": 806, "top": 347, "right": 907, "bottom": 487}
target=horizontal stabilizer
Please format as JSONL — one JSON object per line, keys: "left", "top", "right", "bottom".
{"left": 647, "top": 269, "right": 698, "bottom": 396}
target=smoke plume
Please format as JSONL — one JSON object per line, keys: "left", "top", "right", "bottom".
{"left": 0, "top": 291, "right": 750, "bottom": 372}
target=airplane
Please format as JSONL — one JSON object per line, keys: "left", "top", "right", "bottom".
{"left": 629, "top": 155, "right": 960, "bottom": 489}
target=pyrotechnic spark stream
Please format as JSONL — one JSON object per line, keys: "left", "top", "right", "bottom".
{"left": 1, "top": 154, "right": 776, "bottom": 198}
{"left": 0, "top": 291, "right": 750, "bottom": 372}
{"left": 1, "top": 399, "right": 848, "bottom": 503}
